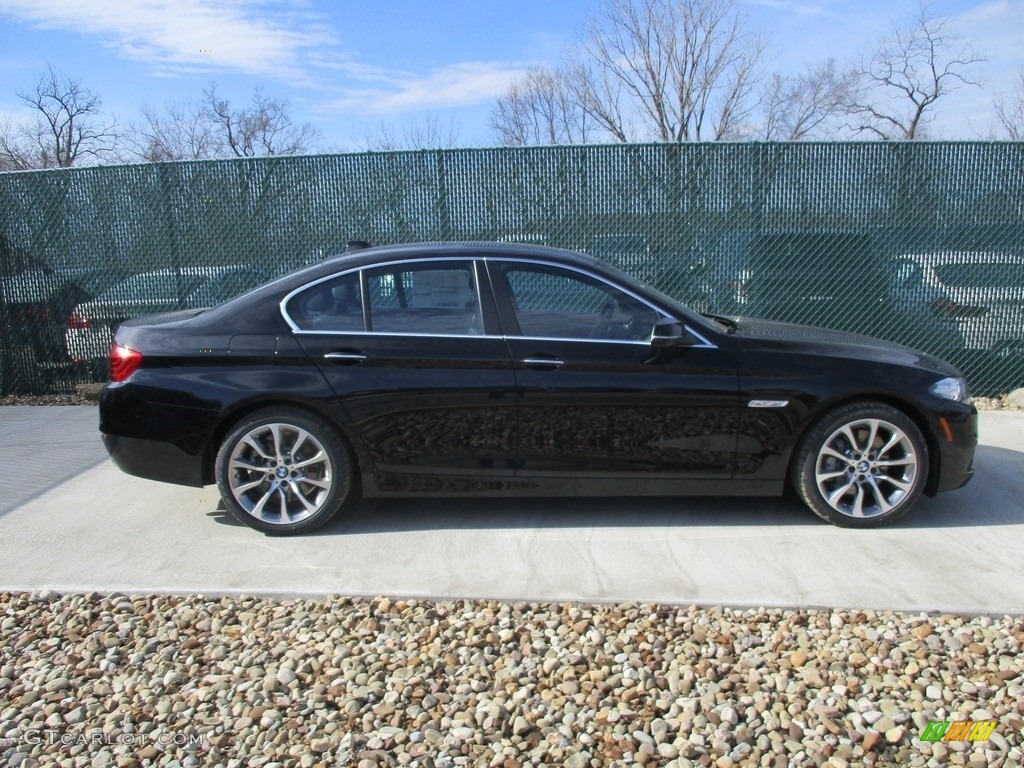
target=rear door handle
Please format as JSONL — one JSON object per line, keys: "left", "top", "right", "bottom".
{"left": 324, "top": 351, "right": 367, "bottom": 364}
{"left": 520, "top": 356, "right": 564, "bottom": 370}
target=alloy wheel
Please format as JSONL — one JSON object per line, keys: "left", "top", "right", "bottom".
{"left": 814, "top": 417, "right": 919, "bottom": 519}
{"left": 227, "top": 422, "right": 334, "bottom": 525}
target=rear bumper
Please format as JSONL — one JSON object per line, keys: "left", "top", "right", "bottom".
{"left": 102, "top": 433, "right": 206, "bottom": 487}
{"left": 100, "top": 381, "right": 214, "bottom": 488}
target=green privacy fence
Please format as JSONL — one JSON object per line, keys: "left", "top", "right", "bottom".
{"left": 1, "top": 142, "right": 1023, "bottom": 396}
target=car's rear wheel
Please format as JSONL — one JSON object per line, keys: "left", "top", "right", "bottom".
{"left": 791, "top": 402, "right": 928, "bottom": 527}
{"left": 215, "top": 407, "right": 354, "bottom": 535}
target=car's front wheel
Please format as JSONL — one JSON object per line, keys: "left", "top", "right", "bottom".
{"left": 215, "top": 407, "right": 354, "bottom": 535}
{"left": 791, "top": 402, "right": 928, "bottom": 527}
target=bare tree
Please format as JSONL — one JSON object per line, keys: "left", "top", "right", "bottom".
{"left": 0, "top": 118, "right": 36, "bottom": 171}
{"left": 201, "top": 84, "right": 321, "bottom": 157}
{"left": 358, "top": 113, "right": 461, "bottom": 151}
{"left": 491, "top": 66, "right": 593, "bottom": 146}
{"left": 124, "top": 85, "right": 321, "bottom": 161}
{"left": 0, "top": 64, "right": 117, "bottom": 169}
{"left": 993, "top": 67, "right": 1024, "bottom": 140}
{"left": 127, "top": 101, "right": 219, "bottom": 161}
{"left": 758, "top": 59, "right": 858, "bottom": 140}
{"left": 571, "top": 0, "right": 763, "bottom": 142}
{"left": 845, "top": 2, "right": 985, "bottom": 140}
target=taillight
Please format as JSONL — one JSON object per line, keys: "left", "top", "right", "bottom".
{"left": 929, "top": 299, "right": 988, "bottom": 318}
{"left": 67, "top": 312, "right": 90, "bottom": 329}
{"left": 109, "top": 344, "right": 142, "bottom": 382}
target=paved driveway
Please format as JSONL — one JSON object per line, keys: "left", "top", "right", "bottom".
{"left": 0, "top": 406, "right": 1021, "bottom": 613}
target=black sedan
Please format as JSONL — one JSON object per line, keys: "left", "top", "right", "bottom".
{"left": 99, "top": 242, "right": 977, "bottom": 534}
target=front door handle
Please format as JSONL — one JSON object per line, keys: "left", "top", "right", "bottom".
{"left": 521, "top": 356, "right": 565, "bottom": 370}
{"left": 324, "top": 351, "right": 367, "bottom": 365}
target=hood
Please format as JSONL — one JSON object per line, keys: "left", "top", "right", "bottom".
{"left": 731, "top": 316, "right": 960, "bottom": 376}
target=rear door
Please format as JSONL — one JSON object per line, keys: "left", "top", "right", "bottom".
{"left": 286, "top": 257, "right": 518, "bottom": 479}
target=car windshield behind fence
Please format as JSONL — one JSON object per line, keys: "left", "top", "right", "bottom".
{"left": 1, "top": 141, "right": 1023, "bottom": 395}
{"left": 933, "top": 262, "right": 1024, "bottom": 289}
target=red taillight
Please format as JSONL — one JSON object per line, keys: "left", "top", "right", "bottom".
{"left": 66, "top": 312, "right": 90, "bottom": 329}
{"left": 109, "top": 344, "right": 142, "bottom": 382}
{"left": 929, "top": 299, "right": 988, "bottom": 318}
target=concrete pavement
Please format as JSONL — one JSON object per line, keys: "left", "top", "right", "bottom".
{"left": 0, "top": 406, "right": 1021, "bottom": 613}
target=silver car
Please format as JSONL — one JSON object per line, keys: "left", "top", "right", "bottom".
{"left": 66, "top": 266, "right": 267, "bottom": 367}
{"left": 890, "top": 251, "right": 1024, "bottom": 355}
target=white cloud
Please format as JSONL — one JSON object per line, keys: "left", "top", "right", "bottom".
{"left": 322, "top": 62, "right": 533, "bottom": 115}
{"left": 0, "top": 0, "right": 332, "bottom": 83}
{"left": 0, "top": 0, "right": 534, "bottom": 119}
{"left": 950, "top": 0, "right": 1024, "bottom": 77}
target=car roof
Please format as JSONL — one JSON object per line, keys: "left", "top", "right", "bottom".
{"left": 197, "top": 240, "right": 686, "bottom": 331}
{"left": 293, "top": 241, "right": 615, "bottom": 282}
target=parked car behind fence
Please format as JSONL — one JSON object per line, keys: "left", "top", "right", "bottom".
{"left": 889, "top": 251, "right": 1024, "bottom": 357}
{"left": 66, "top": 266, "right": 269, "bottom": 374}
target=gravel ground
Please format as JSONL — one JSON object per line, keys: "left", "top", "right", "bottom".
{"left": 1, "top": 593, "right": 1021, "bottom": 768}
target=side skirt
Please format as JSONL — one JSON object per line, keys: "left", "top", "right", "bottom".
{"left": 362, "top": 474, "right": 783, "bottom": 498}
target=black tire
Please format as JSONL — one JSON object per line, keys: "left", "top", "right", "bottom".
{"left": 790, "top": 401, "right": 928, "bottom": 528}
{"left": 215, "top": 407, "right": 354, "bottom": 535}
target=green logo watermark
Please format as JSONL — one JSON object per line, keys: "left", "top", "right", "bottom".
{"left": 920, "top": 720, "right": 997, "bottom": 742}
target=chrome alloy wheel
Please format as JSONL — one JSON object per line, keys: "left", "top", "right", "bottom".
{"left": 227, "top": 422, "right": 333, "bottom": 525}
{"left": 814, "top": 418, "right": 919, "bottom": 519}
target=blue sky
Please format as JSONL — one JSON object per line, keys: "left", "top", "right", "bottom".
{"left": 0, "top": 0, "right": 1021, "bottom": 151}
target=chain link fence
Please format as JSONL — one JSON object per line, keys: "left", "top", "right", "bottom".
{"left": 1, "top": 141, "right": 1022, "bottom": 396}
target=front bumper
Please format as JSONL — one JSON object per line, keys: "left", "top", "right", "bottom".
{"left": 927, "top": 405, "right": 978, "bottom": 494}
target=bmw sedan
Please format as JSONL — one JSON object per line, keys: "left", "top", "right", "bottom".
{"left": 99, "top": 242, "right": 977, "bottom": 535}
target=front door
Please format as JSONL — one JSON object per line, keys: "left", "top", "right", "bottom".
{"left": 487, "top": 259, "right": 739, "bottom": 478}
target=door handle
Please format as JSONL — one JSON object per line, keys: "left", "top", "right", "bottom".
{"left": 323, "top": 351, "right": 367, "bottom": 364}
{"left": 521, "top": 356, "right": 564, "bottom": 370}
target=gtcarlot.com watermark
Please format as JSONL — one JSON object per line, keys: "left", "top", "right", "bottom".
{"left": 4, "top": 729, "right": 206, "bottom": 748}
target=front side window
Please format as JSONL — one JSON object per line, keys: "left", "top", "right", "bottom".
{"left": 500, "top": 263, "right": 660, "bottom": 341}
{"left": 366, "top": 262, "right": 482, "bottom": 335}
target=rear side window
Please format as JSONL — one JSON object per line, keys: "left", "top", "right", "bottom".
{"left": 288, "top": 273, "right": 364, "bottom": 331}
{"left": 365, "top": 262, "right": 482, "bottom": 335}
{"left": 286, "top": 261, "right": 483, "bottom": 335}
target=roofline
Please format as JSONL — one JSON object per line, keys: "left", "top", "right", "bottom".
{"left": 313, "top": 241, "right": 611, "bottom": 272}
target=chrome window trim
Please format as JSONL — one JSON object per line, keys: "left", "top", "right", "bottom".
{"left": 682, "top": 325, "right": 717, "bottom": 349}
{"left": 291, "top": 326, "right": 716, "bottom": 348}
{"left": 293, "top": 329, "right": 504, "bottom": 340}
{"left": 280, "top": 255, "right": 482, "bottom": 333}
{"left": 505, "top": 335, "right": 649, "bottom": 346}
{"left": 280, "top": 253, "right": 719, "bottom": 350}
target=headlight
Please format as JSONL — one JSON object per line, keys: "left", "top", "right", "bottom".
{"left": 929, "top": 376, "right": 969, "bottom": 403}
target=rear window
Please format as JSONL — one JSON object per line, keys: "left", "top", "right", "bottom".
{"left": 933, "top": 262, "right": 1024, "bottom": 288}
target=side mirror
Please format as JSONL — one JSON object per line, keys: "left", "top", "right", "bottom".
{"left": 650, "top": 320, "right": 699, "bottom": 347}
